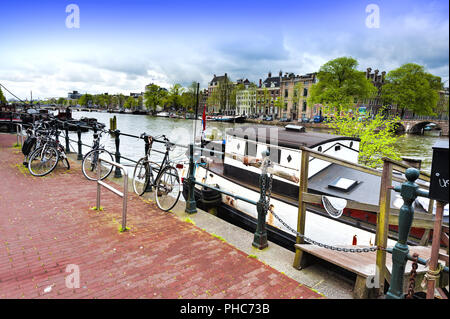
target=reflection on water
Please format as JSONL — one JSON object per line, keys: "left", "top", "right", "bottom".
{"left": 70, "top": 111, "right": 446, "bottom": 172}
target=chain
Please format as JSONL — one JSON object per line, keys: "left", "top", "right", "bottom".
{"left": 406, "top": 253, "right": 419, "bottom": 299}
{"left": 267, "top": 205, "right": 382, "bottom": 253}
{"left": 259, "top": 155, "right": 382, "bottom": 254}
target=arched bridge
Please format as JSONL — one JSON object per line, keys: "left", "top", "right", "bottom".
{"left": 396, "top": 119, "right": 449, "bottom": 136}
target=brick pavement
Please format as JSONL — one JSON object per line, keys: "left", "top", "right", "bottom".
{"left": 0, "top": 133, "right": 322, "bottom": 299}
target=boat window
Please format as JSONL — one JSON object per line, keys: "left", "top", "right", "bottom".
{"left": 334, "top": 145, "right": 341, "bottom": 151}
{"left": 318, "top": 146, "right": 322, "bottom": 152}
{"left": 328, "top": 177, "right": 358, "bottom": 192}
{"left": 350, "top": 141, "right": 353, "bottom": 148}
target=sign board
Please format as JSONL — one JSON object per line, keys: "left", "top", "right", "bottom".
{"left": 429, "top": 140, "right": 449, "bottom": 203}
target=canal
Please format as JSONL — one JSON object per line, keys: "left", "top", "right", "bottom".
{"left": 69, "top": 110, "right": 446, "bottom": 173}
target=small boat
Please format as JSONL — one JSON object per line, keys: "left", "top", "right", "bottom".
{"left": 132, "top": 110, "right": 149, "bottom": 115}
{"left": 214, "top": 115, "right": 234, "bottom": 122}
{"left": 170, "top": 113, "right": 183, "bottom": 119}
{"left": 213, "top": 115, "right": 247, "bottom": 123}
{"left": 423, "top": 123, "right": 442, "bottom": 136}
{"left": 156, "top": 111, "right": 170, "bottom": 117}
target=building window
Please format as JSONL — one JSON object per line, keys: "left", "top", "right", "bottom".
{"left": 303, "top": 88, "right": 308, "bottom": 97}
{"left": 302, "top": 101, "right": 307, "bottom": 112}
{"left": 284, "top": 89, "right": 288, "bottom": 98}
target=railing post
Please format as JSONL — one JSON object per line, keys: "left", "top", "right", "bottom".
{"left": 77, "top": 125, "right": 83, "bottom": 160}
{"left": 252, "top": 150, "right": 270, "bottom": 250}
{"left": 114, "top": 130, "right": 122, "bottom": 178}
{"left": 375, "top": 159, "right": 393, "bottom": 296}
{"left": 64, "top": 123, "right": 70, "bottom": 153}
{"left": 386, "top": 168, "right": 429, "bottom": 299}
{"left": 16, "top": 124, "right": 21, "bottom": 146}
{"left": 185, "top": 143, "right": 197, "bottom": 214}
{"left": 426, "top": 200, "right": 445, "bottom": 299}
{"left": 293, "top": 148, "right": 310, "bottom": 269}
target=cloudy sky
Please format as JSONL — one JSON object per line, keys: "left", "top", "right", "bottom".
{"left": 0, "top": 0, "right": 448, "bottom": 100}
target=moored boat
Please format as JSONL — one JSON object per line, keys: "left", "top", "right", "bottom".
{"left": 180, "top": 125, "right": 446, "bottom": 250}
{"left": 156, "top": 111, "right": 170, "bottom": 117}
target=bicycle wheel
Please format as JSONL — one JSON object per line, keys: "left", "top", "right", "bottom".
{"left": 155, "top": 165, "right": 181, "bottom": 212}
{"left": 82, "top": 149, "right": 114, "bottom": 181}
{"left": 133, "top": 158, "right": 152, "bottom": 196}
{"left": 28, "top": 146, "right": 59, "bottom": 177}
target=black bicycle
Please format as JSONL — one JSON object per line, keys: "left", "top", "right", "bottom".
{"left": 132, "top": 134, "right": 181, "bottom": 211}
{"left": 27, "top": 122, "right": 70, "bottom": 176}
{"left": 81, "top": 126, "right": 114, "bottom": 181}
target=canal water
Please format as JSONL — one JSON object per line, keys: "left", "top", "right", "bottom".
{"left": 69, "top": 110, "right": 446, "bottom": 173}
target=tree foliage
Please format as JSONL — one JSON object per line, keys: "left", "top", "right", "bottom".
{"left": 328, "top": 107, "right": 402, "bottom": 168}
{"left": 144, "top": 84, "right": 168, "bottom": 110}
{"left": 308, "top": 57, "right": 377, "bottom": 113}
{"left": 124, "top": 96, "right": 138, "bottom": 109}
{"left": 0, "top": 87, "right": 7, "bottom": 104}
{"left": 381, "top": 63, "right": 442, "bottom": 117}
{"left": 78, "top": 94, "right": 94, "bottom": 107}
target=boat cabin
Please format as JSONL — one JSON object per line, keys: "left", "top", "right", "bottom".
{"left": 222, "top": 125, "right": 360, "bottom": 197}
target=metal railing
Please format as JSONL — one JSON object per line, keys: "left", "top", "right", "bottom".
{"left": 95, "top": 157, "right": 129, "bottom": 232}
{"left": 15, "top": 123, "right": 24, "bottom": 146}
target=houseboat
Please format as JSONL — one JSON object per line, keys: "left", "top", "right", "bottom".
{"left": 181, "top": 125, "right": 444, "bottom": 250}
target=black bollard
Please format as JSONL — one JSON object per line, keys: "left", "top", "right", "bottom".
{"left": 77, "top": 125, "right": 83, "bottom": 160}
{"left": 252, "top": 150, "right": 270, "bottom": 250}
{"left": 64, "top": 123, "right": 70, "bottom": 153}
{"left": 114, "top": 130, "right": 122, "bottom": 178}
{"left": 185, "top": 144, "right": 197, "bottom": 214}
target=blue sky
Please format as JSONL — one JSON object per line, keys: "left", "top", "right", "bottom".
{"left": 0, "top": 0, "right": 448, "bottom": 99}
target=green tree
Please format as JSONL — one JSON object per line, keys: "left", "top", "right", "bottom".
{"left": 329, "top": 107, "right": 402, "bottom": 168}
{"left": 137, "top": 95, "right": 143, "bottom": 109}
{"left": 273, "top": 96, "right": 286, "bottom": 117}
{"left": 0, "top": 87, "right": 7, "bottom": 104}
{"left": 381, "top": 63, "right": 443, "bottom": 118}
{"left": 181, "top": 82, "right": 198, "bottom": 111}
{"left": 144, "top": 84, "right": 168, "bottom": 110}
{"left": 308, "top": 57, "right": 377, "bottom": 114}
{"left": 166, "top": 83, "right": 185, "bottom": 109}
{"left": 124, "top": 96, "right": 137, "bottom": 109}
{"left": 57, "top": 97, "right": 66, "bottom": 106}
{"left": 78, "top": 94, "right": 93, "bottom": 107}
{"left": 117, "top": 94, "right": 126, "bottom": 108}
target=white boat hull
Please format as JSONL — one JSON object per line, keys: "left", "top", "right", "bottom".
{"left": 180, "top": 165, "right": 397, "bottom": 248}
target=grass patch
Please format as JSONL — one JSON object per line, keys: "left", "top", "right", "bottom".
{"left": 247, "top": 254, "right": 258, "bottom": 259}
{"left": 89, "top": 206, "right": 104, "bottom": 211}
{"left": 118, "top": 226, "right": 130, "bottom": 233}
{"left": 211, "top": 233, "right": 226, "bottom": 242}
{"left": 15, "top": 163, "right": 30, "bottom": 176}
{"left": 184, "top": 217, "right": 195, "bottom": 225}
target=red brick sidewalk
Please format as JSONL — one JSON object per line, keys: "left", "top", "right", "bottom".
{"left": 0, "top": 133, "right": 322, "bottom": 299}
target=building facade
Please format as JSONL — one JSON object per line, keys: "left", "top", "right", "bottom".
{"left": 235, "top": 79, "right": 256, "bottom": 116}
{"left": 279, "top": 72, "right": 317, "bottom": 120}
{"left": 256, "top": 71, "right": 283, "bottom": 117}
{"left": 207, "top": 73, "right": 235, "bottom": 114}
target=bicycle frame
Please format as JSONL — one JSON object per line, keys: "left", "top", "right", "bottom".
{"left": 142, "top": 136, "right": 172, "bottom": 193}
